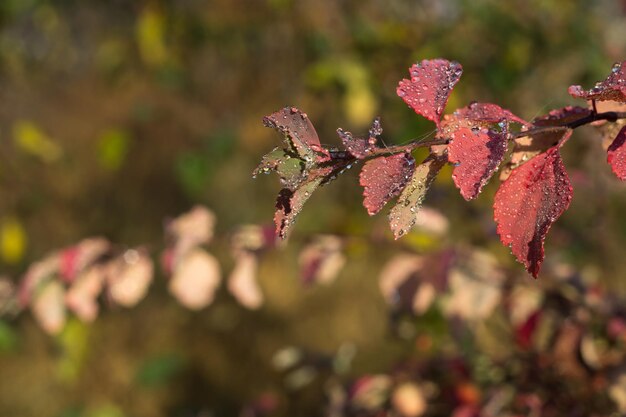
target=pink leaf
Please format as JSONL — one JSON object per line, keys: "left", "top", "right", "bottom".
{"left": 65, "top": 266, "right": 105, "bottom": 322}
{"left": 447, "top": 121, "right": 508, "bottom": 200}
{"left": 568, "top": 61, "right": 626, "bottom": 103}
{"left": 228, "top": 251, "right": 263, "bottom": 309}
{"left": 453, "top": 102, "right": 528, "bottom": 126}
{"left": 169, "top": 249, "right": 221, "bottom": 310}
{"left": 360, "top": 153, "right": 416, "bottom": 216}
{"left": 494, "top": 147, "right": 573, "bottom": 278}
{"left": 32, "top": 280, "right": 66, "bottom": 335}
{"left": 607, "top": 126, "right": 626, "bottom": 180}
{"left": 106, "top": 250, "right": 154, "bottom": 307}
{"left": 298, "top": 235, "right": 345, "bottom": 286}
{"left": 263, "top": 107, "right": 329, "bottom": 162}
{"left": 397, "top": 59, "right": 462, "bottom": 127}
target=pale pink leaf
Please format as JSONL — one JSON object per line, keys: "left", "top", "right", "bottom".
{"left": 169, "top": 249, "right": 221, "bottom": 310}
{"left": 107, "top": 250, "right": 154, "bottom": 307}
{"left": 32, "top": 280, "right": 66, "bottom": 335}
{"left": 228, "top": 251, "right": 263, "bottom": 309}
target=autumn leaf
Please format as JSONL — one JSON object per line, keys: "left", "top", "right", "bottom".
{"left": 568, "top": 61, "right": 626, "bottom": 103}
{"left": 397, "top": 59, "right": 463, "bottom": 127}
{"left": 493, "top": 146, "right": 573, "bottom": 278}
{"left": 169, "top": 248, "right": 221, "bottom": 310}
{"left": 388, "top": 154, "right": 446, "bottom": 239}
{"left": 500, "top": 109, "right": 584, "bottom": 180}
{"left": 452, "top": 102, "right": 528, "bottom": 126}
{"left": 262, "top": 107, "right": 330, "bottom": 162}
{"left": 607, "top": 126, "right": 626, "bottom": 180}
{"left": 360, "top": 153, "right": 416, "bottom": 216}
{"left": 445, "top": 119, "right": 508, "bottom": 200}
{"left": 337, "top": 118, "right": 382, "bottom": 159}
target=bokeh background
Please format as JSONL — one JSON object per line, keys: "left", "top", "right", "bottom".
{"left": 1, "top": 0, "right": 626, "bottom": 416}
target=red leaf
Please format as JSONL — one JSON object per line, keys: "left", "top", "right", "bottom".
{"left": 453, "top": 102, "right": 528, "bottom": 126}
{"left": 607, "top": 126, "right": 626, "bottom": 180}
{"left": 568, "top": 61, "right": 626, "bottom": 103}
{"left": 501, "top": 108, "right": 590, "bottom": 181}
{"left": 446, "top": 121, "right": 508, "bottom": 200}
{"left": 493, "top": 146, "right": 573, "bottom": 278}
{"left": 397, "top": 59, "right": 462, "bottom": 127}
{"left": 337, "top": 118, "right": 381, "bottom": 159}
{"left": 515, "top": 310, "right": 542, "bottom": 349}
{"left": 360, "top": 153, "right": 416, "bottom": 216}
{"left": 263, "top": 107, "right": 330, "bottom": 162}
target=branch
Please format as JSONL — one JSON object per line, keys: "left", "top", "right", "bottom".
{"left": 511, "top": 111, "right": 626, "bottom": 139}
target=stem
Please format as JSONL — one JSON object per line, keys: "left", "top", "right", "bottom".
{"left": 367, "top": 137, "right": 449, "bottom": 156}
{"left": 327, "top": 111, "right": 626, "bottom": 162}
{"left": 511, "top": 111, "right": 626, "bottom": 139}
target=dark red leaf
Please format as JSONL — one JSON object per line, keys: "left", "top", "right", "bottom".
{"left": 493, "top": 146, "right": 573, "bottom": 278}
{"left": 360, "top": 153, "right": 416, "bottom": 216}
{"left": 397, "top": 59, "right": 462, "bottom": 127}
{"left": 453, "top": 102, "right": 528, "bottom": 126}
{"left": 389, "top": 154, "right": 446, "bottom": 238}
{"left": 263, "top": 107, "right": 330, "bottom": 162}
{"left": 607, "top": 126, "right": 626, "bottom": 180}
{"left": 446, "top": 120, "right": 508, "bottom": 200}
{"left": 568, "top": 61, "right": 626, "bottom": 103}
{"left": 274, "top": 178, "right": 323, "bottom": 239}
{"left": 532, "top": 106, "right": 592, "bottom": 126}
{"left": 337, "top": 118, "right": 381, "bottom": 159}
{"left": 515, "top": 310, "right": 542, "bottom": 349}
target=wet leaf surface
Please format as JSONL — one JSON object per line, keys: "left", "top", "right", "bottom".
{"left": 360, "top": 153, "right": 416, "bottom": 216}
{"left": 569, "top": 61, "right": 626, "bottom": 102}
{"left": 397, "top": 59, "right": 463, "bottom": 127}
{"left": 446, "top": 119, "right": 508, "bottom": 200}
{"left": 388, "top": 155, "right": 446, "bottom": 239}
{"left": 607, "top": 126, "right": 626, "bottom": 180}
{"left": 494, "top": 147, "right": 573, "bottom": 278}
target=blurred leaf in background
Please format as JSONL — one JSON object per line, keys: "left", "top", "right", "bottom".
{"left": 97, "top": 129, "right": 132, "bottom": 172}
{"left": 0, "top": 217, "right": 26, "bottom": 264}
{"left": 13, "top": 120, "right": 62, "bottom": 163}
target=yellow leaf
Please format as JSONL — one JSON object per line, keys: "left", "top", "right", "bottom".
{"left": 0, "top": 217, "right": 26, "bottom": 264}
{"left": 136, "top": 6, "right": 168, "bottom": 67}
{"left": 13, "top": 120, "right": 62, "bottom": 163}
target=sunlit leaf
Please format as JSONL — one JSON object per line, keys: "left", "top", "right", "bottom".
{"left": 445, "top": 119, "right": 508, "bottom": 200}
{"left": 106, "top": 250, "right": 154, "bottom": 307}
{"left": 397, "top": 59, "right": 463, "bottom": 127}
{"left": 169, "top": 249, "right": 221, "bottom": 310}
{"left": 569, "top": 61, "right": 626, "bottom": 103}
{"left": 228, "top": 251, "right": 263, "bottom": 309}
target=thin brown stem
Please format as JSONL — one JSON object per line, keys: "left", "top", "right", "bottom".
{"left": 327, "top": 111, "right": 626, "bottom": 162}
{"left": 511, "top": 111, "right": 626, "bottom": 139}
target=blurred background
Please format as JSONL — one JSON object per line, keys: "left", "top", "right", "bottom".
{"left": 1, "top": 0, "right": 626, "bottom": 416}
